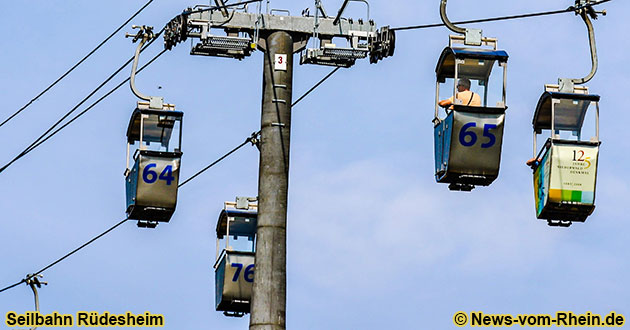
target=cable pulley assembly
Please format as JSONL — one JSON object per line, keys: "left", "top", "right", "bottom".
{"left": 301, "top": 0, "right": 393, "bottom": 67}
{"left": 163, "top": 0, "right": 394, "bottom": 67}
{"left": 164, "top": 14, "right": 188, "bottom": 51}
{"left": 369, "top": 25, "right": 395, "bottom": 64}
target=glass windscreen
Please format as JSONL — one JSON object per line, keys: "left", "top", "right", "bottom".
{"left": 437, "top": 59, "right": 506, "bottom": 109}
{"left": 534, "top": 99, "right": 598, "bottom": 151}
{"left": 129, "top": 113, "right": 182, "bottom": 155}
{"left": 551, "top": 99, "right": 598, "bottom": 142}
{"left": 552, "top": 99, "right": 591, "bottom": 132}
{"left": 224, "top": 235, "right": 256, "bottom": 253}
{"left": 438, "top": 59, "right": 505, "bottom": 108}
{"left": 141, "top": 113, "right": 181, "bottom": 152}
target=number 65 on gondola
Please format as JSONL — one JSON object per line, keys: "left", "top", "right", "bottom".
{"left": 433, "top": 36, "right": 509, "bottom": 191}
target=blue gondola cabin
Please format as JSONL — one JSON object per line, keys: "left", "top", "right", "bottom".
{"left": 125, "top": 101, "right": 183, "bottom": 228}
{"left": 215, "top": 200, "right": 257, "bottom": 317}
{"left": 433, "top": 35, "right": 509, "bottom": 191}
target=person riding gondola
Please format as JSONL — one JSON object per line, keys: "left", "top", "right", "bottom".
{"left": 438, "top": 78, "right": 481, "bottom": 109}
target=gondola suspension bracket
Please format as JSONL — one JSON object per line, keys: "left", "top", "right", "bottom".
{"left": 560, "top": 0, "right": 607, "bottom": 92}
{"left": 26, "top": 274, "right": 48, "bottom": 330}
{"left": 440, "top": 0, "right": 483, "bottom": 46}
{"left": 126, "top": 25, "right": 164, "bottom": 109}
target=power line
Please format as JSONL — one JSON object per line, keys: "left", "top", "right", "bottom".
{"left": 0, "top": 30, "right": 166, "bottom": 175}
{"left": 0, "top": 218, "right": 129, "bottom": 294}
{"left": 179, "top": 132, "right": 260, "bottom": 188}
{"left": 0, "top": 0, "right": 155, "bottom": 129}
{"left": 391, "top": 0, "right": 612, "bottom": 31}
{"left": 33, "top": 218, "right": 129, "bottom": 280}
{"left": 0, "top": 280, "right": 24, "bottom": 294}
{"left": 25, "top": 50, "right": 168, "bottom": 159}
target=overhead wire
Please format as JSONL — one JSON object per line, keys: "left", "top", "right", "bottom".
{"left": 0, "top": 280, "right": 24, "bottom": 294}
{"left": 0, "top": 218, "right": 128, "bottom": 294}
{"left": 391, "top": 0, "right": 612, "bottom": 31}
{"left": 32, "top": 218, "right": 130, "bottom": 281}
{"left": 25, "top": 49, "right": 168, "bottom": 158}
{"left": 292, "top": 67, "right": 340, "bottom": 107}
{"left": 0, "top": 0, "right": 156, "bottom": 129}
{"left": 0, "top": 28, "right": 166, "bottom": 175}
{"left": 178, "top": 132, "right": 260, "bottom": 188}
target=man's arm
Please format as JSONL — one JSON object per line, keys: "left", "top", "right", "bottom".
{"left": 439, "top": 96, "right": 454, "bottom": 108}
{"left": 526, "top": 157, "right": 542, "bottom": 170}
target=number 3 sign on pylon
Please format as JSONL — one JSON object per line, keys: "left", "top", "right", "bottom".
{"left": 275, "top": 54, "right": 287, "bottom": 71}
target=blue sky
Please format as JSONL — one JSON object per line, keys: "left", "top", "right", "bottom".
{"left": 0, "top": 0, "right": 628, "bottom": 329}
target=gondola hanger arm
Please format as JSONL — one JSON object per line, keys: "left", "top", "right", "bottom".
{"left": 214, "top": 0, "right": 230, "bottom": 18}
{"left": 126, "top": 25, "right": 164, "bottom": 109}
{"left": 560, "top": 0, "right": 605, "bottom": 91}
{"left": 571, "top": 3, "right": 600, "bottom": 85}
{"left": 440, "top": 0, "right": 465, "bottom": 34}
{"left": 440, "top": 0, "right": 482, "bottom": 46}
{"left": 25, "top": 274, "right": 47, "bottom": 330}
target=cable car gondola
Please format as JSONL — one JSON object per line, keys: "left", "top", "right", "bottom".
{"left": 124, "top": 26, "right": 184, "bottom": 228}
{"left": 125, "top": 104, "right": 183, "bottom": 228}
{"left": 530, "top": 86, "right": 600, "bottom": 227}
{"left": 529, "top": 2, "right": 604, "bottom": 227}
{"left": 214, "top": 198, "right": 257, "bottom": 317}
{"left": 433, "top": 0, "right": 509, "bottom": 191}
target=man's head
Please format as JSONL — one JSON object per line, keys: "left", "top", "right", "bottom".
{"left": 457, "top": 78, "right": 472, "bottom": 92}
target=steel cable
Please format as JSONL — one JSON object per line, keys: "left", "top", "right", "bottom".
{"left": 391, "top": 0, "right": 612, "bottom": 31}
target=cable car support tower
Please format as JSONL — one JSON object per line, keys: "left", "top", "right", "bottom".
{"left": 163, "top": 0, "right": 395, "bottom": 328}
